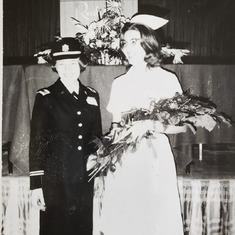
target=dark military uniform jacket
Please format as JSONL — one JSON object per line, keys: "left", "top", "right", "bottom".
{"left": 29, "top": 79, "right": 102, "bottom": 234}
{"left": 29, "top": 78, "right": 102, "bottom": 189}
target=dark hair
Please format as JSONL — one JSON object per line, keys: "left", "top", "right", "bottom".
{"left": 51, "top": 54, "right": 88, "bottom": 73}
{"left": 121, "top": 22, "right": 162, "bottom": 67}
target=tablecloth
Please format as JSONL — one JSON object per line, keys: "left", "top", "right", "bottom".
{"left": 2, "top": 176, "right": 235, "bottom": 235}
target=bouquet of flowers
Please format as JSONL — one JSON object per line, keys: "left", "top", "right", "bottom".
{"left": 87, "top": 91, "right": 233, "bottom": 180}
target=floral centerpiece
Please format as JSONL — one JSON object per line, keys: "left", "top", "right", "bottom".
{"left": 87, "top": 91, "right": 233, "bottom": 180}
{"left": 34, "top": 0, "right": 190, "bottom": 65}
{"left": 73, "top": 0, "right": 128, "bottom": 65}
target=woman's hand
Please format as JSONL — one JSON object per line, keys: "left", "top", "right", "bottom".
{"left": 151, "top": 120, "right": 187, "bottom": 134}
{"left": 109, "top": 123, "right": 122, "bottom": 137}
{"left": 126, "top": 120, "right": 155, "bottom": 141}
{"left": 131, "top": 120, "right": 187, "bottom": 135}
{"left": 163, "top": 124, "right": 187, "bottom": 134}
{"left": 87, "top": 154, "right": 98, "bottom": 171}
{"left": 31, "top": 188, "right": 46, "bottom": 211}
{"left": 153, "top": 121, "right": 165, "bottom": 133}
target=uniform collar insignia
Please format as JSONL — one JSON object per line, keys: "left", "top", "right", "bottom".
{"left": 62, "top": 44, "right": 69, "bottom": 52}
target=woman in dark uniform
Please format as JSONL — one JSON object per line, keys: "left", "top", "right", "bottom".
{"left": 29, "top": 37, "right": 102, "bottom": 235}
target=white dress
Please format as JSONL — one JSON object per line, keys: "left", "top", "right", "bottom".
{"left": 93, "top": 66, "right": 184, "bottom": 235}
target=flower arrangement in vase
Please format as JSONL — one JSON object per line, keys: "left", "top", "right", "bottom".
{"left": 73, "top": 0, "right": 129, "bottom": 65}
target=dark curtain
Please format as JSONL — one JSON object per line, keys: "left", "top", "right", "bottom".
{"left": 3, "top": 0, "right": 60, "bottom": 58}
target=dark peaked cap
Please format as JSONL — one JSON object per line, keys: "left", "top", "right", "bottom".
{"left": 51, "top": 37, "right": 82, "bottom": 60}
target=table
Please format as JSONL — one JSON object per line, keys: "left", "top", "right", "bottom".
{"left": 2, "top": 176, "right": 235, "bottom": 235}
{"left": 2, "top": 64, "right": 235, "bottom": 174}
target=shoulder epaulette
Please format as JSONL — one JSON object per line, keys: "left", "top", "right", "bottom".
{"left": 37, "top": 89, "right": 50, "bottom": 96}
{"left": 86, "top": 86, "right": 97, "bottom": 93}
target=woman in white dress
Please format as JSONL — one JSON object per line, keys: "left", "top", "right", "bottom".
{"left": 94, "top": 22, "right": 187, "bottom": 235}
